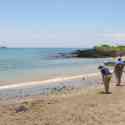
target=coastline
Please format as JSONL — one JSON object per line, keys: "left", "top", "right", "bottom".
{"left": 0, "top": 72, "right": 100, "bottom": 89}
{"left": 0, "top": 68, "right": 125, "bottom": 125}
{"left": 0, "top": 47, "right": 111, "bottom": 85}
{"left": 0, "top": 72, "right": 101, "bottom": 101}
{"left": 0, "top": 64, "right": 99, "bottom": 85}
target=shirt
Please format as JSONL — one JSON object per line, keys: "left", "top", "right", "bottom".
{"left": 101, "top": 67, "right": 112, "bottom": 76}
{"left": 115, "top": 60, "right": 124, "bottom": 65}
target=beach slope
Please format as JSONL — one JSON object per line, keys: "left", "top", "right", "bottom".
{"left": 0, "top": 86, "right": 125, "bottom": 125}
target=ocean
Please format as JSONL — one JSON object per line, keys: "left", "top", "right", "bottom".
{"left": 0, "top": 48, "right": 112, "bottom": 84}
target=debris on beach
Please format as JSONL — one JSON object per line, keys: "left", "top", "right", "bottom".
{"left": 82, "top": 77, "right": 85, "bottom": 80}
{"left": 15, "top": 105, "right": 29, "bottom": 113}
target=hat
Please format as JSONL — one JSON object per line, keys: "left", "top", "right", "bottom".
{"left": 118, "top": 58, "right": 122, "bottom": 61}
{"left": 98, "top": 65, "right": 104, "bottom": 69}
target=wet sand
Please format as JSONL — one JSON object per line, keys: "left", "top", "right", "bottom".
{"left": 0, "top": 73, "right": 100, "bottom": 100}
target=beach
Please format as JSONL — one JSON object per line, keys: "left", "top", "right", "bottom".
{"left": 0, "top": 72, "right": 101, "bottom": 101}
{"left": 0, "top": 48, "right": 124, "bottom": 125}
{"left": 1, "top": 0, "right": 125, "bottom": 124}
{"left": 0, "top": 79, "right": 125, "bottom": 125}
{"left": 0, "top": 71, "right": 124, "bottom": 125}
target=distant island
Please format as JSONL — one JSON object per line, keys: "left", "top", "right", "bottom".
{"left": 0, "top": 41, "right": 7, "bottom": 48}
{"left": 0, "top": 46, "right": 7, "bottom": 48}
{"left": 48, "top": 44, "right": 125, "bottom": 59}
{"left": 71, "top": 44, "right": 125, "bottom": 58}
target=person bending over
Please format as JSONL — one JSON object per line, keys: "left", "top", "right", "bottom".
{"left": 98, "top": 66, "right": 112, "bottom": 94}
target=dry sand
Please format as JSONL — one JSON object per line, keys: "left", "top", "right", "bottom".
{"left": 0, "top": 84, "right": 125, "bottom": 125}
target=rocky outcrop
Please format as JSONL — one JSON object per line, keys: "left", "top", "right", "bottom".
{"left": 71, "top": 46, "right": 125, "bottom": 58}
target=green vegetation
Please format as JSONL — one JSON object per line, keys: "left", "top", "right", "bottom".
{"left": 95, "top": 44, "right": 125, "bottom": 51}
{"left": 73, "top": 44, "right": 125, "bottom": 58}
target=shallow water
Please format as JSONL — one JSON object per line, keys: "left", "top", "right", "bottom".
{"left": 0, "top": 48, "right": 112, "bottom": 84}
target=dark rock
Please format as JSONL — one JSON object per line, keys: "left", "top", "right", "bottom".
{"left": 15, "top": 105, "right": 29, "bottom": 113}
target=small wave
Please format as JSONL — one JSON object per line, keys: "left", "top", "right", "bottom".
{"left": 0, "top": 73, "right": 99, "bottom": 90}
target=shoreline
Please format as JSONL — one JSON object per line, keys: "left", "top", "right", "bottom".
{"left": 0, "top": 72, "right": 101, "bottom": 102}
{"left": 0, "top": 72, "right": 100, "bottom": 90}
{"left": 0, "top": 65, "right": 99, "bottom": 85}
{"left": 0, "top": 66, "right": 118, "bottom": 102}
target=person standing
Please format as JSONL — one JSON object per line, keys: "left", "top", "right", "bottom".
{"left": 114, "top": 58, "right": 124, "bottom": 86}
{"left": 98, "top": 66, "right": 112, "bottom": 94}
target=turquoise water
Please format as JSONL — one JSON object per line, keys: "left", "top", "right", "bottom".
{"left": 0, "top": 48, "right": 112, "bottom": 84}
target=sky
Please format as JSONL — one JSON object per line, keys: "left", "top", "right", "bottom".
{"left": 0, "top": 0, "right": 125, "bottom": 47}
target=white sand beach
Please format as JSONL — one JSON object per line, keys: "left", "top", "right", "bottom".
{"left": 0, "top": 80, "right": 125, "bottom": 125}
